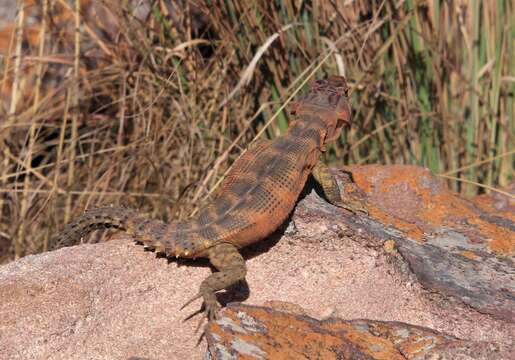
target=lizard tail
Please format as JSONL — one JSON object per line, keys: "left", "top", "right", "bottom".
{"left": 52, "top": 206, "right": 168, "bottom": 250}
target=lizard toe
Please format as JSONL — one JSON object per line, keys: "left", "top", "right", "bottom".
{"left": 180, "top": 292, "right": 202, "bottom": 310}
{"left": 205, "top": 300, "right": 221, "bottom": 321}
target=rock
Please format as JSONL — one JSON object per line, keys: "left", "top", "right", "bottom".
{"left": 342, "top": 165, "right": 515, "bottom": 321}
{"left": 0, "top": 165, "right": 513, "bottom": 359}
{"left": 472, "top": 182, "right": 515, "bottom": 214}
{"left": 0, "top": 239, "right": 210, "bottom": 359}
{"left": 206, "top": 303, "right": 502, "bottom": 360}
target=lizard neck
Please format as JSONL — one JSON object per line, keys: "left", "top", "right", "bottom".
{"left": 287, "top": 110, "right": 332, "bottom": 150}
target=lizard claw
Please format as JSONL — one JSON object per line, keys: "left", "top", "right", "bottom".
{"left": 205, "top": 301, "right": 221, "bottom": 321}
{"left": 181, "top": 292, "right": 202, "bottom": 310}
{"left": 192, "top": 301, "right": 220, "bottom": 335}
{"left": 181, "top": 292, "right": 221, "bottom": 321}
{"left": 195, "top": 315, "right": 206, "bottom": 334}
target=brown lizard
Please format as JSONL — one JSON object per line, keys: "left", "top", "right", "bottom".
{"left": 54, "top": 75, "right": 366, "bottom": 320}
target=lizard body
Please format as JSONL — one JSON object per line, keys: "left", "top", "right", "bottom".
{"left": 54, "top": 76, "right": 363, "bottom": 319}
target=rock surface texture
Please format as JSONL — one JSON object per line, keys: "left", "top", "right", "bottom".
{"left": 346, "top": 165, "right": 514, "bottom": 321}
{"left": 0, "top": 165, "right": 513, "bottom": 359}
{"left": 206, "top": 304, "right": 501, "bottom": 360}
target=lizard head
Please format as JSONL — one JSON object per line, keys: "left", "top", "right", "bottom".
{"left": 290, "top": 75, "right": 352, "bottom": 142}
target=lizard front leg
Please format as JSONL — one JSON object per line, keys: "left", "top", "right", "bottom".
{"left": 182, "top": 243, "right": 246, "bottom": 320}
{"left": 312, "top": 162, "right": 368, "bottom": 214}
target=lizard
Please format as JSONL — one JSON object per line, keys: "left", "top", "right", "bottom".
{"left": 53, "top": 75, "right": 366, "bottom": 320}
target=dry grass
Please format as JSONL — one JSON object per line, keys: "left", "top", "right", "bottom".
{"left": 0, "top": 0, "right": 513, "bottom": 262}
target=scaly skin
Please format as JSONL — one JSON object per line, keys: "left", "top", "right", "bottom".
{"left": 53, "top": 75, "right": 366, "bottom": 320}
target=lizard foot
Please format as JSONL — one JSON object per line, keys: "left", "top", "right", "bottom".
{"left": 182, "top": 243, "right": 246, "bottom": 322}
{"left": 181, "top": 291, "right": 221, "bottom": 321}
{"left": 312, "top": 163, "right": 369, "bottom": 216}
{"left": 204, "top": 297, "right": 221, "bottom": 321}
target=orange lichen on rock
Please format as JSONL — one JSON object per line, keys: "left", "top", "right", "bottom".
{"left": 345, "top": 165, "right": 514, "bottom": 256}
{"left": 460, "top": 250, "right": 480, "bottom": 260}
{"left": 206, "top": 304, "right": 499, "bottom": 359}
{"left": 419, "top": 192, "right": 476, "bottom": 225}
{"left": 468, "top": 218, "right": 515, "bottom": 256}
{"left": 472, "top": 185, "right": 515, "bottom": 222}
{"left": 368, "top": 206, "right": 426, "bottom": 241}
{"left": 207, "top": 305, "right": 404, "bottom": 359}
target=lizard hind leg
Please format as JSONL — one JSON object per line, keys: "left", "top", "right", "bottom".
{"left": 181, "top": 242, "right": 246, "bottom": 321}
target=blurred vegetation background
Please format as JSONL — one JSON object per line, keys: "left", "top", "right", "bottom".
{"left": 0, "top": 0, "right": 513, "bottom": 262}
